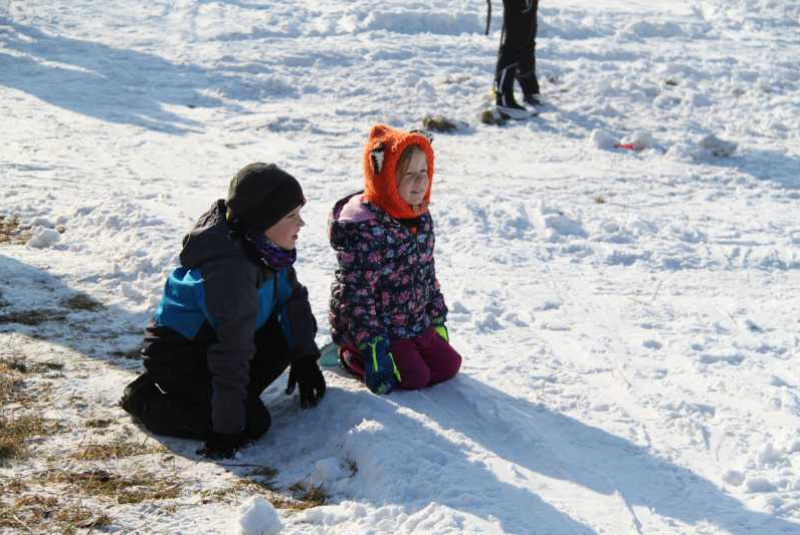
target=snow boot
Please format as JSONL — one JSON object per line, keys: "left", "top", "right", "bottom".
{"left": 495, "top": 66, "right": 535, "bottom": 120}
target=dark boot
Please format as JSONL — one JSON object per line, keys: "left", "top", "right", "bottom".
{"left": 244, "top": 395, "right": 271, "bottom": 439}
{"left": 495, "top": 66, "right": 534, "bottom": 120}
{"left": 519, "top": 70, "right": 541, "bottom": 106}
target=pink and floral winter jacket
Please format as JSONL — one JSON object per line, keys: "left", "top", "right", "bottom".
{"left": 328, "top": 192, "right": 447, "bottom": 349}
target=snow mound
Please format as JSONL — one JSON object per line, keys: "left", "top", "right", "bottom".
{"left": 590, "top": 129, "right": 617, "bottom": 150}
{"left": 535, "top": 203, "right": 586, "bottom": 242}
{"left": 26, "top": 227, "right": 61, "bottom": 249}
{"left": 619, "top": 130, "right": 656, "bottom": 151}
{"left": 619, "top": 20, "right": 685, "bottom": 40}
{"left": 236, "top": 496, "right": 283, "bottom": 535}
{"left": 697, "top": 134, "right": 737, "bottom": 158}
{"left": 358, "top": 11, "right": 481, "bottom": 35}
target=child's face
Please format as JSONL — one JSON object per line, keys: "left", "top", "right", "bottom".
{"left": 396, "top": 150, "right": 429, "bottom": 209}
{"left": 265, "top": 205, "right": 305, "bottom": 250}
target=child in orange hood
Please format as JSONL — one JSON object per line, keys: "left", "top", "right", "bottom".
{"left": 328, "top": 124, "right": 462, "bottom": 394}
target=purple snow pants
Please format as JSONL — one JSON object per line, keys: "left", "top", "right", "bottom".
{"left": 341, "top": 327, "right": 462, "bottom": 390}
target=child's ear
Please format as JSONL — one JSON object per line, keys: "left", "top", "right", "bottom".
{"left": 370, "top": 144, "right": 385, "bottom": 176}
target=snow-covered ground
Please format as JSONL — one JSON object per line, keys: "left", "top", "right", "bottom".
{"left": 2, "top": 0, "right": 799, "bottom": 532}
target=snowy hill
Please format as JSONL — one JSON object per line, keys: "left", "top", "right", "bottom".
{"left": 1, "top": 0, "right": 799, "bottom": 533}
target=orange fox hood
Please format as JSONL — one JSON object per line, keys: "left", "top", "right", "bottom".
{"left": 362, "top": 124, "right": 435, "bottom": 220}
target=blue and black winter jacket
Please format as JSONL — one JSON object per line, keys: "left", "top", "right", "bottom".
{"left": 142, "top": 200, "right": 319, "bottom": 434}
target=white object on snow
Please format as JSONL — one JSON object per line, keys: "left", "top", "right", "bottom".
{"left": 236, "top": 496, "right": 283, "bottom": 535}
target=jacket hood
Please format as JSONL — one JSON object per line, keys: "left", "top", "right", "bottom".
{"left": 179, "top": 200, "right": 249, "bottom": 269}
{"left": 362, "top": 124, "right": 435, "bottom": 220}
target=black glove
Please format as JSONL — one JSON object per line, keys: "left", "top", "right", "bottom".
{"left": 285, "top": 355, "right": 326, "bottom": 408}
{"left": 196, "top": 431, "right": 247, "bottom": 460}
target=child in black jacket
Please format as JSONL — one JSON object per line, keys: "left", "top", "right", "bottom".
{"left": 121, "top": 163, "right": 325, "bottom": 459}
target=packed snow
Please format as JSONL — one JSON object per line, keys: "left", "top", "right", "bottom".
{"left": 1, "top": 0, "right": 799, "bottom": 533}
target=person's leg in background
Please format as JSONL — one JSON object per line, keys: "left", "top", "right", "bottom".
{"left": 517, "top": 0, "right": 540, "bottom": 105}
{"left": 494, "top": 0, "right": 537, "bottom": 117}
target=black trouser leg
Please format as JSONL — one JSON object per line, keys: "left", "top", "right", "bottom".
{"left": 495, "top": 0, "right": 538, "bottom": 102}
{"left": 124, "top": 316, "right": 293, "bottom": 441}
{"left": 244, "top": 319, "right": 292, "bottom": 438}
{"left": 120, "top": 372, "right": 211, "bottom": 440}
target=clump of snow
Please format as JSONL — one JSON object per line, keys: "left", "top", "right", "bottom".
{"left": 722, "top": 469, "right": 746, "bottom": 486}
{"left": 236, "top": 496, "right": 283, "bottom": 535}
{"left": 590, "top": 129, "right": 617, "bottom": 150}
{"left": 535, "top": 203, "right": 586, "bottom": 242}
{"left": 27, "top": 216, "right": 55, "bottom": 228}
{"left": 619, "top": 130, "right": 656, "bottom": 151}
{"left": 359, "top": 11, "right": 481, "bottom": 35}
{"left": 310, "top": 457, "right": 347, "bottom": 485}
{"left": 26, "top": 227, "right": 61, "bottom": 249}
{"left": 618, "top": 20, "right": 685, "bottom": 40}
{"left": 745, "top": 477, "right": 777, "bottom": 494}
{"left": 697, "top": 134, "right": 738, "bottom": 157}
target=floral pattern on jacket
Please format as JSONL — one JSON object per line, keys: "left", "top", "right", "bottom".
{"left": 329, "top": 192, "right": 447, "bottom": 348}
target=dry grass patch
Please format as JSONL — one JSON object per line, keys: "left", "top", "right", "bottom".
{"left": 0, "top": 356, "right": 64, "bottom": 375}
{"left": 61, "top": 293, "right": 105, "bottom": 312}
{"left": 422, "top": 114, "right": 458, "bottom": 133}
{"left": 73, "top": 436, "right": 165, "bottom": 460}
{"left": 229, "top": 473, "right": 329, "bottom": 511}
{"left": 0, "top": 215, "right": 30, "bottom": 245}
{"left": 85, "top": 418, "right": 114, "bottom": 429}
{"left": 288, "top": 482, "right": 329, "bottom": 508}
{"left": 0, "top": 414, "right": 59, "bottom": 464}
{"left": 0, "top": 494, "right": 112, "bottom": 532}
{"left": 0, "top": 362, "right": 20, "bottom": 405}
{"left": 45, "top": 469, "right": 181, "bottom": 505}
{"left": 0, "top": 308, "right": 67, "bottom": 326}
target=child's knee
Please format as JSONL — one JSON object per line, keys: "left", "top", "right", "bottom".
{"left": 398, "top": 365, "right": 431, "bottom": 390}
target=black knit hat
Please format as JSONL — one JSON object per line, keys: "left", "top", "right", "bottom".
{"left": 226, "top": 163, "right": 305, "bottom": 234}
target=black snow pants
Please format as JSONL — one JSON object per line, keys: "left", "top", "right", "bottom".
{"left": 120, "top": 316, "right": 291, "bottom": 440}
{"left": 494, "top": 0, "right": 539, "bottom": 101}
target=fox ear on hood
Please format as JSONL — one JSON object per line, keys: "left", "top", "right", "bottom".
{"left": 370, "top": 143, "right": 385, "bottom": 176}
{"left": 409, "top": 129, "right": 434, "bottom": 144}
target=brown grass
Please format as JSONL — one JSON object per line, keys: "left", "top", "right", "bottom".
{"left": 61, "top": 294, "right": 105, "bottom": 312}
{"left": 0, "top": 495, "right": 112, "bottom": 531}
{"left": 0, "top": 415, "right": 59, "bottom": 464}
{"left": 0, "top": 356, "right": 64, "bottom": 374}
{"left": 45, "top": 469, "right": 181, "bottom": 505}
{"left": 0, "top": 309, "right": 67, "bottom": 326}
{"left": 0, "top": 215, "right": 31, "bottom": 245}
{"left": 73, "top": 436, "right": 165, "bottom": 461}
{"left": 85, "top": 418, "right": 114, "bottom": 429}
{"left": 422, "top": 114, "right": 458, "bottom": 133}
{"left": 288, "top": 482, "right": 328, "bottom": 508}
{"left": 0, "top": 362, "right": 18, "bottom": 406}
